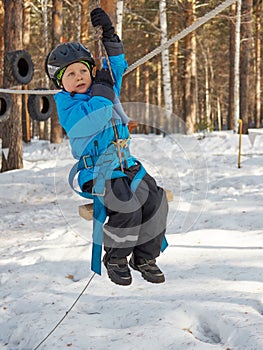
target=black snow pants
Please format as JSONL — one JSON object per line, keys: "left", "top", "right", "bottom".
{"left": 83, "top": 164, "right": 168, "bottom": 260}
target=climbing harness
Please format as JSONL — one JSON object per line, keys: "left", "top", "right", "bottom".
{"left": 0, "top": 0, "right": 237, "bottom": 95}
{"left": 68, "top": 141, "right": 148, "bottom": 275}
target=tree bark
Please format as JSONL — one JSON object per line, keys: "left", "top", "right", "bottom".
{"left": 50, "top": 0, "right": 63, "bottom": 144}
{"left": 80, "top": 0, "right": 89, "bottom": 45}
{"left": 240, "top": 0, "right": 253, "bottom": 134}
{"left": 182, "top": 0, "right": 197, "bottom": 134}
{"left": 159, "top": 0, "right": 173, "bottom": 133}
{"left": 234, "top": 0, "right": 241, "bottom": 133}
{"left": 255, "top": 0, "right": 261, "bottom": 128}
{"left": 23, "top": 0, "right": 31, "bottom": 47}
{"left": 227, "top": 3, "right": 236, "bottom": 130}
{"left": 0, "top": 1, "right": 4, "bottom": 87}
{"left": 1, "top": 0, "right": 23, "bottom": 172}
{"left": 172, "top": 31, "right": 178, "bottom": 118}
{"left": 116, "top": 0, "right": 124, "bottom": 39}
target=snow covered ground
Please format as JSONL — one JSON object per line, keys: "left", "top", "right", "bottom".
{"left": 0, "top": 130, "right": 263, "bottom": 350}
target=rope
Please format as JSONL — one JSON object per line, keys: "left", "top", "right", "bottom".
{"left": 92, "top": 3, "right": 125, "bottom": 174}
{"left": 93, "top": 26, "right": 115, "bottom": 83}
{"left": 124, "top": 0, "right": 236, "bottom": 76}
{"left": 32, "top": 272, "right": 96, "bottom": 350}
{"left": 0, "top": 88, "right": 59, "bottom": 95}
{"left": 0, "top": 0, "right": 236, "bottom": 95}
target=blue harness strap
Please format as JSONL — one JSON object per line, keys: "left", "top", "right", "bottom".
{"left": 68, "top": 144, "right": 168, "bottom": 275}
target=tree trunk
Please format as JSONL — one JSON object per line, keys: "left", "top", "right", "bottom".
{"left": 240, "top": 0, "right": 253, "bottom": 134}
{"left": 0, "top": 1, "right": 4, "bottom": 142}
{"left": 183, "top": 0, "right": 197, "bottom": 134}
{"left": 23, "top": 0, "right": 30, "bottom": 47}
{"left": 234, "top": 0, "right": 241, "bottom": 133}
{"left": 80, "top": 0, "right": 89, "bottom": 45}
{"left": 199, "top": 43, "right": 212, "bottom": 130}
{"left": 0, "top": 1, "right": 4, "bottom": 86}
{"left": 228, "top": 3, "right": 235, "bottom": 130}
{"left": 1, "top": 0, "right": 23, "bottom": 172}
{"left": 21, "top": 1, "right": 31, "bottom": 143}
{"left": 255, "top": 0, "right": 261, "bottom": 129}
{"left": 159, "top": 0, "right": 173, "bottom": 133}
{"left": 144, "top": 62, "right": 150, "bottom": 134}
{"left": 173, "top": 32, "right": 178, "bottom": 118}
{"left": 116, "top": 0, "right": 124, "bottom": 39}
{"left": 50, "top": 0, "right": 63, "bottom": 144}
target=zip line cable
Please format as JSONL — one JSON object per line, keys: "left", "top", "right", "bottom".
{"left": 0, "top": 0, "right": 236, "bottom": 95}
{"left": 32, "top": 272, "right": 96, "bottom": 350}
{"left": 124, "top": 0, "right": 236, "bottom": 76}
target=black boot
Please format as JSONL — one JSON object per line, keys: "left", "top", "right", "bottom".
{"left": 103, "top": 254, "right": 132, "bottom": 286}
{"left": 129, "top": 254, "right": 165, "bottom": 284}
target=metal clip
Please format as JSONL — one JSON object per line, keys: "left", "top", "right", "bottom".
{"left": 83, "top": 155, "right": 93, "bottom": 169}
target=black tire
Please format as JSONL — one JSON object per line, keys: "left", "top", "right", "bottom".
{"left": 28, "top": 89, "right": 54, "bottom": 122}
{"left": 5, "top": 50, "right": 34, "bottom": 85}
{"left": 0, "top": 93, "right": 12, "bottom": 122}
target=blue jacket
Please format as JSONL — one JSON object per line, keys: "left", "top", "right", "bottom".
{"left": 54, "top": 40, "right": 136, "bottom": 189}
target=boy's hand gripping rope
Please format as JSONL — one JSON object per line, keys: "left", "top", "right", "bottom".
{"left": 93, "top": 11, "right": 125, "bottom": 173}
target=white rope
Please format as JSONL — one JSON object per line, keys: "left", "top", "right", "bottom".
{"left": 0, "top": 0, "right": 236, "bottom": 95}
{"left": 124, "top": 0, "right": 236, "bottom": 76}
{"left": 0, "top": 88, "right": 60, "bottom": 95}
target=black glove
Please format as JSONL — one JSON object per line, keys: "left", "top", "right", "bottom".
{"left": 94, "top": 69, "right": 114, "bottom": 89}
{"left": 90, "top": 8, "right": 115, "bottom": 39}
{"left": 92, "top": 69, "right": 115, "bottom": 102}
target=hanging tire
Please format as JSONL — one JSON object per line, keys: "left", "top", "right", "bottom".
{"left": 5, "top": 50, "right": 34, "bottom": 85}
{"left": 28, "top": 89, "right": 54, "bottom": 122}
{"left": 0, "top": 93, "right": 12, "bottom": 122}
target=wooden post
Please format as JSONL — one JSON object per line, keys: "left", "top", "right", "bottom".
{"left": 22, "top": 85, "right": 31, "bottom": 143}
{"left": 238, "top": 119, "right": 242, "bottom": 168}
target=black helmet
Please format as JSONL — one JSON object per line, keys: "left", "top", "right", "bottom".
{"left": 46, "top": 42, "right": 95, "bottom": 88}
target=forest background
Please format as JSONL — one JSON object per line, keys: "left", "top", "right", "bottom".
{"left": 0, "top": 0, "right": 262, "bottom": 172}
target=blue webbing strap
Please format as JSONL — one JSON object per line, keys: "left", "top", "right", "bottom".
{"left": 161, "top": 234, "right": 168, "bottom": 252}
{"left": 91, "top": 162, "right": 146, "bottom": 274}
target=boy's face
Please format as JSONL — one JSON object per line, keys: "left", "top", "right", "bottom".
{"left": 61, "top": 62, "right": 92, "bottom": 94}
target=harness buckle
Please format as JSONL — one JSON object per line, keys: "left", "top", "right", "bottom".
{"left": 92, "top": 187, "right": 106, "bottom": 197}
{"left": 83, "top": 155, "right": 93, "bottom": 169}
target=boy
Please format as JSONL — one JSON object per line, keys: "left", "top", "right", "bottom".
{"left": 46, "top": 8, "right": 168, "bottom": 286}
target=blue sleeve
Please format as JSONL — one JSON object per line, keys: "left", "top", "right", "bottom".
{"left": 54, "top": 91, "right": 113, "bottom": 138}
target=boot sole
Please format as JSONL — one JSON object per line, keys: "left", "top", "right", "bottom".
{"left": 107, "top": 270, "right": 132, "bottom": 286}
